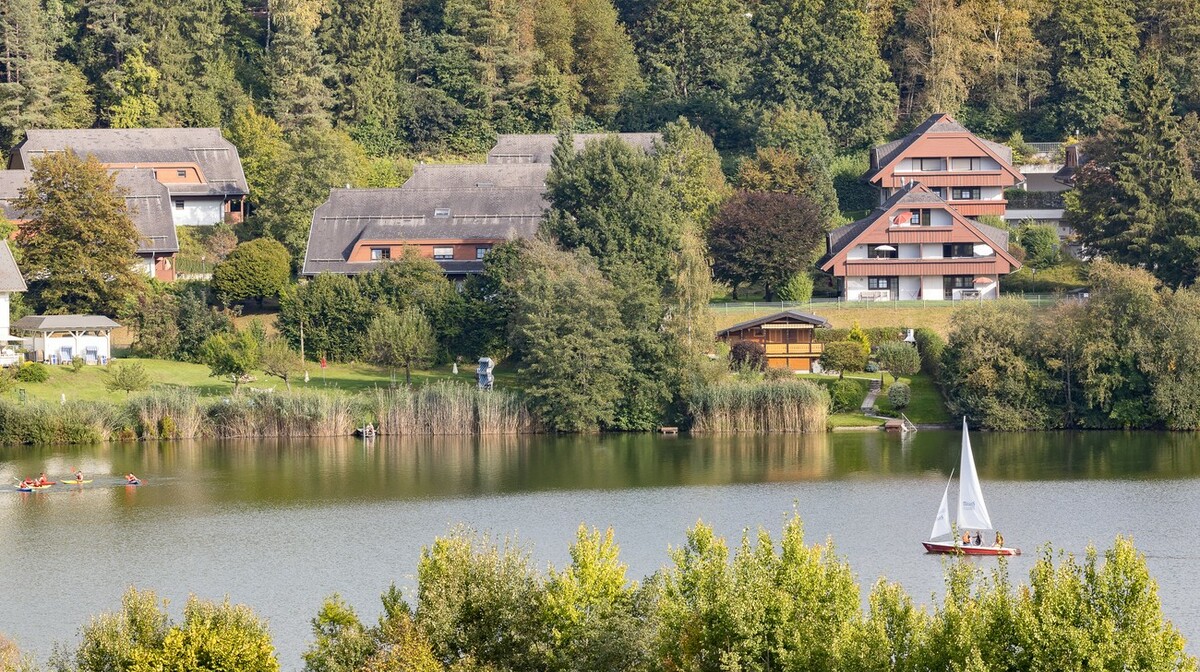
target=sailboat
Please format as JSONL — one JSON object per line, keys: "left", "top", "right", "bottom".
{"left": 922, "top": 418, "right": 1020, "bottom": 556}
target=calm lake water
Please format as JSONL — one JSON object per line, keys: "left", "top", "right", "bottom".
{"left": 2, "top": 430, "right": 1199, "bottom": 667}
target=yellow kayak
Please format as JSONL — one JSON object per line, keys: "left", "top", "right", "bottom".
{"left": 61, "top": 479, "right": 92, "bottom": 484}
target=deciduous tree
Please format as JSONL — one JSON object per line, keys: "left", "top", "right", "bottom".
{"left": 708, "top": 191, "right": 825, "bottom": 300}
{"left": 363, "top": 306, "right": 436, "bottom": 385}
{"left": 212, "top": 238, "right": 292, "bottom": 306}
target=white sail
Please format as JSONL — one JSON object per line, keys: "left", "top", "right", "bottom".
{"left": 956, "top": 417, "right": 994, "bottom": 530}
{"left": 929, "top": 470, "right": 954, "bottom": 539}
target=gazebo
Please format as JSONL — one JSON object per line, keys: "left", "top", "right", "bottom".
{"left": 12, "top": 315, "right": 120, "bottom": 365}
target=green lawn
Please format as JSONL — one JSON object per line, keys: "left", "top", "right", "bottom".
{"left": 9, "top": 357, "right": 517, "bottom": 403}
{"left": 875, "top": 372, "right": 951, "bottom": 425}
{"left": 828, "top": 413, "right": 885, "bottom": 428}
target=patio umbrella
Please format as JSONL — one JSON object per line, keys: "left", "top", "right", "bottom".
{"left": 973, "top": 277, "right": 992, "bottom": 285}
{"left": 874, "top": 245, "right": 897, "bottom": 251}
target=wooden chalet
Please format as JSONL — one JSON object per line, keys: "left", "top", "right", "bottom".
{"left": 821, "top": 183, "right": 1021, "bottom": 301}
{"left": 864, "top": 114, "right": 1024, "bottom": 218}
{"left": 716, "top": 310, "right": 830, "bottom": 372}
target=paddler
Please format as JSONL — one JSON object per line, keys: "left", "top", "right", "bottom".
{"left": 72, "top": 467, "right": 83, "bottom": 482}
{"left": 37, "top": 472, "right": 49, "bottom": 485}
{"left": 125, "top": 473, "right": 140, "bottom": 484}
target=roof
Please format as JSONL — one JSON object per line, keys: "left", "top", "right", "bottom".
{"left": 0, "top": 170, "right": 30, "bottom": 220}
{"left": 0, "top": 241, "right": 25, "bottom": 292}
{"left": 487, "top": 132, "right": 662, "bottom": 164}
{"left": 302, "top": 186, "right": 545, "bottom": 276}
{"left": 10, "top": 128, "right": 249, "bottom": 196}
{"left": 12, "top": 314, "right": 120, "bottom": 331}
{"left": 822, "top": 182, "right": 1017, "bottom": 270}
{"left": 0, "top": 169, "right": 179, "bottom": 255}
{"left": 865, "top": 114, "right": 1016, "bottom": 183}
{"left": 115, "top": 170, "right": 180, "bottom": 254}
{"left": 716, "top": 310, "right": 830, "bottom": 336}
{"left": 403, "top": 163, "right": 551, "bottom": 190}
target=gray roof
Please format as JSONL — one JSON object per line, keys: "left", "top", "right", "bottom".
{"left": 825, "top": 182, "right": 1010, "bottom": 259}
{"left": 0, "top": 241, "right": 25, "bottom": 292}
{"left": 0, "top": 169, "right": 178, "bottom": 255}
{"left": 487, "top": 132, "right": 661, "bottom": 164}
{"left": 716, "top": 310, "right": 830, "bottom": 336}
{"left": 302, "top": 187, "right": 545, "bottom": 276}
{"left": 12, "top": 314, "right": 120, "bottom": 331}
{"left": 10, "top": 128, "right": 249, "bottom": 196}
{"left": 866, "top": 114, "right": 1013, "bottom": 182}
{"left": 115, "top": 170, "right": 180, "bottom": 254}
{"left": 402, "top": 163, "right": 551, "bottom": 190}
{"left": 0, "top": 170, "right": 30, "bottom": 220}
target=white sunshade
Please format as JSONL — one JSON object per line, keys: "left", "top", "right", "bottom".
{"left": 874, "top": 245, "right": 897, "bottom": 251}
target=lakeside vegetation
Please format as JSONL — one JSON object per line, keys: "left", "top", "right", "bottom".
{"left": 2, "top": 521, "right": 1192, "bottom": 671}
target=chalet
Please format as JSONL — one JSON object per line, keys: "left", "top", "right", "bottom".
{"left": 864, "top": 114, "right": 1024, "bottom": 218}
{"left": 821, "top": 183, "right": 1020, "bottom": 301}
{"left": 716, "top": 310, "right": 830, "bottom": 372}
{"left": 0, "top": 241, "right": 25, "bottom": 365}
{"left": 12, "top": 314, "right": 119, "bottom": 365}
{"left": 303, "top": 133, "right": 660, "bottom": 281}
{"left": 8, "top": 128, "right": 249, "bottom": 226}
{"left": 0, "top": 169, "right": 179, "bottom": 282}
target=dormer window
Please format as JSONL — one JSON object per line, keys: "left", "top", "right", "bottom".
{"left": 915, "top": 158, "right": 944, "bottom": 171}
{"left": 951, "top": 157, "right": 983, "bottom": 171}
{"left": 433, "top": 246, "right": 454, "bottom": 260}
{"left": 434, "top": 208, "right": 451, "bottom": 218}
{"left": 176, "top": 169, "right": 188, "bottom": 178}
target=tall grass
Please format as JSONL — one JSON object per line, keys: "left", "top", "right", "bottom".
{"left": 689, "top": 378, "right": 829, "bottom": 433}
{"left": 368, "top": 382, "right": 535, "bottom": 435}
{"left": 208, "top": 392, "right": 356, "bottom": 438}
{"left": 128, "top": 388, "right": 206, "bottom": 439}
{"left": 0, "top": 398, "right": 122, "bottom": 445}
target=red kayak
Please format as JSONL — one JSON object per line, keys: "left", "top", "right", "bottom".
{"left": 922, "top": 540, "right": 1020, "bottom": 556}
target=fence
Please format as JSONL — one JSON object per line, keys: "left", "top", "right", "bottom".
{"left": 711, "top": 294, "right": 1063, "bottom": 312}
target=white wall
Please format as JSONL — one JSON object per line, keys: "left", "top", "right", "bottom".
{"left": 135, "top": 255, "right": 155, "bottom": 276}
{"left": 845, "top": 276, "right": 869, "bottom": 300}
{"left": 171, "top": 198, "right": 225, "bottom": 226}
{"left": 929, "top": 210, "right": 953, "bottom": 226}
{"left": 898, "top": 244, "right": 920, "bottom": 259}
{"left": 982, "top": 186, "right": 1004, "bottom": 200}
{"left": 847, "top": 245, "right": 868, "bottom": 260}
{"left": 897, "top": 276, "right": 921, "bottom": 300}
{"left": 921, "top": 243, "right": 944, "bottom": 259}
{"left": 921, "top": 276, "right": 944, "bottom": 300}
{"left": 1024, "top": 173, "right": 1069, "bottom": 192}
{"left": 30, "top": 334, "right": 112, "bottom": 363}
{"left": 0, "top": 292, "right": 9, "bottom": 340}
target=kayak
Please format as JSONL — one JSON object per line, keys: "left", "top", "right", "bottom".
{"left": 61, "top": 479, "right": 92, "bottom": 485}
{"left": 125, "top": 480, "right": 142, "bottom": 486}
{"left": 16, "top": 485, "right": 49, "bottom": 492}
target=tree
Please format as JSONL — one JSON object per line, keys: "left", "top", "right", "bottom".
{"left": 1039, "top": 0, "right": 1137, "bottom": 134}
{"left": 266, "top": 0, "right": 333, "bottom": 131}
{"left": 506, "top": 241, "right": 629, "bottom": 432}
{"left": 571, "top": 0, "right": 641, "bottom": 124}
{"left": 278, "top": 273, "right": 373, "bottom": 362}
{"left": 357, "top": 247, "right": 464, "bottom": 353}
{"left": 960, "top": 0, "right": 1048, "bottom": 136}
{"left": 777, "top": 272, "right": 814, "bottom": 302}
{"left": 708, "top": 191, "right": 826, "bottom": 300}
{"left": 212, "top": 238, "right": 292, "bottom": 306}
{"left": 224, "top": 105, "right": 289, "bottom": 212}
{"left": 201, "top": 329, "right": 261, "bottom": 392}
{"left": 0, "top": 0, "right": 60, "bottom": 149}
{"left": 1066, "top": 61, "right": 1200, "bottom": 287}
{"left": 105, "top": 45, "right": 161, "bottom": 127}
{"left": 175, "top": 285, "right": 233, "bottom": 362}
{"left": 898, "top": 0, "right": 975, "bottom": 119}
{"left": 820, "top": 340, "right": 867, "bottom": 378}
{"left": 736, "top": 145, "right": 838, "bottom": 227}
{"left": 544, "top": 134, "right": 683, "bottom": 284}
{"left": 259, "top": 337, "right": 302, "bottom": 391}
{"left": 128, "top": 287, "right": 181, "bottom": 359}
{"left": 875, "top": 341, "right": 921, "bottom": 377}
{"left": 13, "top": 151, "right": 143, "bottom": 315}
{"left": 363, "top": 306, "right": 436, "bottom": 385}
{"left": 103, "top": 362, "right": 150, "bottom": 395}
{"left": 655, "top": 118, "right": 730, "bottom": 227}
{"left": 320, "top": 0, "right": 403, "bottom": 128}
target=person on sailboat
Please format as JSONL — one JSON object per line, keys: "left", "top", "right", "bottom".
{"left": 995, "top": 531, "right": 1004, "bottom": 547}
{"left": 974, "top": 531, "right": 982, "bottom": 546}
{"left": 962, "top": 531, "right": 970, "bottom": 545}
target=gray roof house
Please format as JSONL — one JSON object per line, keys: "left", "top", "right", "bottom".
{"left": 0, "top": 241, "right": 25, "bottom": 347}
{"left": 8, "top": 128, "right": 249, "bottom": 227}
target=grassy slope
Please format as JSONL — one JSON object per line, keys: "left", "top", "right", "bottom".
{"left": 875, "top": 372, "right": 951, "bottom": 425}
{"left": 712, "top": 304, "right": 962, "bottom": 336}
{"left": 11, "top": 358, "right": 516, "bottom": 403}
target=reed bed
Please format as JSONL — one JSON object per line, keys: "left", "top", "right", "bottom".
{"left": 208, "top": 391, "right": 356, "bottom": 439}
{"left": 369, "top": 382, "right": 534, "bottom": 435}
{"left": 128, "top": 387, "right": 206, "bottom": 439}
{"left": 0, "top": 399, "right": 122, "bottom": 445}
{"left": 689, "top": 378, "right": 829, "bottom": 433}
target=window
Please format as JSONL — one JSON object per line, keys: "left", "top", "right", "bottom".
{"left": 176, "top": 169, "right": 188, "bottom": 178}
{"left": 475, "top": 246, "right": 491, "bottom": 260}
{"left": 434, "top": 208, "right": 451, "bottom": 218}
{"left": 910, "top": 209, "right": 933, "bottom": 226}
{"left": 915, "top": 158, "right": 944, "bottom": 171}
{"left": 952, "top": 187, "right": 981, "bottom": 200}
{"left": 868, "top": 277, "right": 892, "bottom": 290}
{"left": 943, "top": 243, "right": 975, "bottom": 258}
{"left": 950, "top": 157, "right": 983, "bottom": 171}
{"left": 174, "top": 199, "right": 185, "bottom": 210}
{"left": 370, "top": 248, "right": 391, "bottom": 261}
{"left": 930, "top": 187, "right": 947, "bottom": 199}
{"left": 867, "top": 244, "right": 898, "bottom": 259}
{"left": 433, "top": 246, "right": 454, "bottom": 260}
{"left": 945, "top": 275, "right": 974, "bottom": 289}
{"left": 230, "top": 200, "right": 242, "bottom": 212}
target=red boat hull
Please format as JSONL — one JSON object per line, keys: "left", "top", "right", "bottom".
{"left": 923, "top": 541, "right": 1020, "bottom": 556}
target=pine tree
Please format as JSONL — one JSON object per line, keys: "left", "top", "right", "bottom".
{"left": 1040, "top": 0, "right": 1137, "bottom": 134}
{"left": 0, "top": 0, "right": 58, "bottom": 148}
{"left": 1138, "top": 0, "right": 1200, "bottom": 113}
{"left": 571, "top": 0, "right": 640, "bottom": 124}
{"left": 266, "top": 0, "right": 333, "bottom": 131}
{"left": 321, "top": 0, "right": 404, "bottom": 128}
{"left": 960, "top": 0, "right": 1048, "bottom": 136}
{"left": 1067, "top": 60, "right": 1200, "bottom": 286}
{"left": 13, "top": 151, "right": 143, "bottom": 315}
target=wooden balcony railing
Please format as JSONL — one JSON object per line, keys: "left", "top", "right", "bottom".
{"left": 764, "top": 343, "right": 824, "bottom": 355}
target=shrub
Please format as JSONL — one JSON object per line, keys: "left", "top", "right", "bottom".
{"left": 103, "top": 362, "right": 151, "bottom": 395}
{"left": 813, "top": 326, "right": 904, "bottom": 346}
{"left": 211, "top": 238, "right": 292, "bottom": 306}
{"left": 887, "top": 382, "right": 911, "bottom": 409}
{"left": 777, "top": 273, "right": 814, "bottom": 302}
{"left": 70, "top": 356, "right": 85, "bottom": 372}
{"left": 829, "top": 378, "right": 866, "bottom": 412}
{"left": 16, "top": 362, "right": 49, "bottom": 383}
{"left": 730, "top": 341, "right": 767, "bottom": 371}
{"left": 913, "top": 327, "right": 946, "bottom": 379}
{"left": 820, "top": 341, "right": 866, "bottom": 377}
{"left": 875, "top": 341, "right": 921, "bottom": 376}
{"left": 846, "top": 322, "right": 871, "bottom": 357}
{"left": 764, "top": 366, "right": 793, "bottom": 381}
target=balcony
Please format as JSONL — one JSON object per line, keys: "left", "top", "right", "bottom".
{"left": 764, "top": 343, "right": 824, "bottom": 356}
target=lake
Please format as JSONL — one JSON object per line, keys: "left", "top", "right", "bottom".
{"left": 2, "top": 430, "right": 1199, "bottom": 667}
